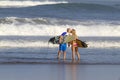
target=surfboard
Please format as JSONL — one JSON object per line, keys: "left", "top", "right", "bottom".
{"left": 62, "top": 35, "right": 75, "bottom": 43}
{"left": 48, "top": 35, "right": 75, "bottom": 44}
{"left": 48, "top": 36, "right": 88, "bottom": 48}
{"left": 48, "top": 36, "right": 60, "bottom": 44}
{"left": 76, "top": 39, "right": 88, "bottom": 48}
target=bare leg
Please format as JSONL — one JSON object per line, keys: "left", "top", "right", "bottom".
{"left": 75, "top": 47, "right": 80, "bottom": 60}
{"left": 57, "top": 50, "right": 61, "bottom": 59}
{"left": 71, "top": 46, "right": 75, "bottom": 61}
{"left": 63, "top": 51, "right": 66, "bottom": 60}
{"left": 76, "top": 52, "right": 80, "bottom": 60}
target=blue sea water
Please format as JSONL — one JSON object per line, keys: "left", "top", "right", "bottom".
{"left": 0, "top": 0, "right": 120, "bottom": 64}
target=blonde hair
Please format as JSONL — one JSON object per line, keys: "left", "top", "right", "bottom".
{"left": 71, "top": 29, "right": 78, "bottom": 39}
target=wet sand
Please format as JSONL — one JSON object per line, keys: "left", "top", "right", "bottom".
{"left": 0, "top": 64, "right": 120, "bottom": 80}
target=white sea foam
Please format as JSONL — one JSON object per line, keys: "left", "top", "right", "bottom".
{"left": 0, "top": 1, "right": 68, "bottom": 8}
{"left": 0, "top": 22, "right": 120, "bottom": 37}
{"left": 0, "top": 40, "right": 58, "bottom": 48}
{"left": 0, "top": 17, "right": 120, "bottom": 36}
{"left": 88, "top": 41, "right": 120, "bottom": 48}
{"left": 0, "top": 40, "right": 120, "bottom": 48}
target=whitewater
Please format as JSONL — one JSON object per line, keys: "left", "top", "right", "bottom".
{"left": 0, "top": 1, "right": 68, "bottom": 8}
{"left": 0, "top": 0, "right": 120, "bottom": 64}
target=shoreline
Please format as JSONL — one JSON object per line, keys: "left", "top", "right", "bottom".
{"left": 0, "top": 60, "right": 120, "bottom": 65}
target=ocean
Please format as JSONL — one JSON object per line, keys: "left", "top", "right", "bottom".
{"left": 0, "top": 0, "right": 120, "bottom": 64}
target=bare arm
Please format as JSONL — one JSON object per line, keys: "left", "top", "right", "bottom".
{"left": 59, "top": 36, "right": 63, "bottom": 44}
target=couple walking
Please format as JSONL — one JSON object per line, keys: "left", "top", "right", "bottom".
{"left": 57, "top": 28, "right": 80, "bottom": 61}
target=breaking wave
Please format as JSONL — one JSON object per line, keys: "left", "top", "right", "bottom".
{"left": 0, "top": 17, "right": 120, "bottom": 37}
{"left": 0, "top": 1, "right": 68, "bottom": 8}
{"left": 0, "top": 38, "right": 120, "bottom": 48}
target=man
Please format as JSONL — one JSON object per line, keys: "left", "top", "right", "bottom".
{"left": 57, "top": 28, "right": 71, "bottom": 60}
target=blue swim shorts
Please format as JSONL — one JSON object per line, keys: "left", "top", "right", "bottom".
{"left": 59, "top": 43, "right": 67, "bottom": 51}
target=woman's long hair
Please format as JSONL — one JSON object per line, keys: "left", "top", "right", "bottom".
{"left": 71, "top": 29, "right": 77, "bottom": 39}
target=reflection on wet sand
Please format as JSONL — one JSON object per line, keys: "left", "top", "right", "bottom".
{"left": 57, "top": 60, "right": 80, "bottom": 80}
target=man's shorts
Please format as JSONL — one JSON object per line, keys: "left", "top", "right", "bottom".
{"left": 59, "top": 43, "right": 67, "bottom": 51}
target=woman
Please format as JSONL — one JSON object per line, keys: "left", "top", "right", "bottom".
{"left": 70, "top": 29, "right": 80, "bottom": 61}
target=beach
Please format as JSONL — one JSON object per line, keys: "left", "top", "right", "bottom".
{"left": 0, "top": 64, "right": 120, "bottom": 80}
{"left": 0, "top": 0, "right": 120, "bottom": 80}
